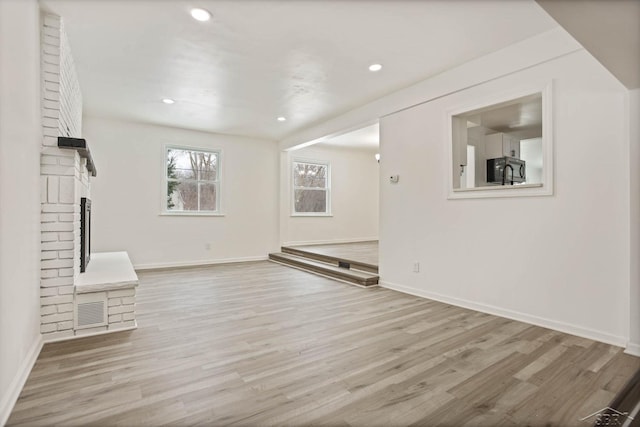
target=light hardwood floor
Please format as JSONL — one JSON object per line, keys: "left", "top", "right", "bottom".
{"left": 8, "top": 261, "right": 640, "bottom": 426}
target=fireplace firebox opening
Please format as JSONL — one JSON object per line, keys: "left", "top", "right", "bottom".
{"left": 80, "top": 197, "right": 91, "bottom": 273}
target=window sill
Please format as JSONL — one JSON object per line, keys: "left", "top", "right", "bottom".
{"left": 290, "top": 213, "right": 333, "bottom": 218}
{"left": 160, "top": 212, "right": 225, "bottom": 217}
{"left": 449, "top": 183, "right": 549, "bottom": 199}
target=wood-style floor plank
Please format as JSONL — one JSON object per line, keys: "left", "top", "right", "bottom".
{"left": 7, "top": 261, "right": 640, "bottom": 426}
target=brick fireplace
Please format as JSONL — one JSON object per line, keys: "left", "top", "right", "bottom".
{"left": 39, "top": 13, "right": 137, "bottom": 341}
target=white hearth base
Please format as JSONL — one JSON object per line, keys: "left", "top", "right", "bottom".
{"left": 76, "top": 252, "right": 138, "bottom": 293}
{"left": 55, "top": 251, "right": 139, "bottom": 341}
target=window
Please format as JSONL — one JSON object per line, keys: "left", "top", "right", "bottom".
{"left": 165, "top": 146, "right": 220, "bottom": 213}
{"left": 448, "top": 82, "right": 553, "bottom": 199}
{"left": 292, "top": 160, "right": 330, "bottom": 215}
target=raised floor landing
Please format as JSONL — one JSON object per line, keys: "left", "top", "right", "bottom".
{"left": 269, "top": 241, "right": 379, "bottom": 287}
{"left": 288, "top": 241, "right": 378, "bottom": 268}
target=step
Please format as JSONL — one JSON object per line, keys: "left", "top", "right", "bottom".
{"left": 268, "top": 252, "right": 379, "bottom": 287}
{"left": 281, "top": 246, "right": 378, "bottom": 274}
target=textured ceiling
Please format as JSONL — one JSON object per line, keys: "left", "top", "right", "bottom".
{"left": 41, "top": 0, "right": 558, "bottom": 142}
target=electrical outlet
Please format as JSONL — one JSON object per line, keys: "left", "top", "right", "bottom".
{"left": 413, "top": 262, "right": 420, "bottom": 273}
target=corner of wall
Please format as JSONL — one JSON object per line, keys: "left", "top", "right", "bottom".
{"left": 629, "top": 88, "right": 640, "bottom": 350}
{"left": 0, "top": 335, "right": 43, "bottom": 426}
{"left": 0, "top": 1, "right": 45, "bottom": 422}
{"left": 625, "top": 342, "right": 640, "bottom": 357}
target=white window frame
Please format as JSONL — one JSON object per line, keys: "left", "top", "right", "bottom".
{"left": 291, "top": 158, "right": 331, "bottom": 216}
{"left": 162, "top": 144, "right": 223, "bottom": 216}
{"left": 446, "top": 81, "right": 554, "bottom": 199}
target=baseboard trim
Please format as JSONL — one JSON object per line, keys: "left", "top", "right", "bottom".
{"left": 134, "top": 256, "right": 268, "bottom": 272}
{"left": 0, "top": 334, "right": 43, "bottom": 426}
{"left": 380, "top": 280, "right": 628, "bottom": 348}
{"left": 282, "top": 237, "right": 378, "bottom": 247}
{"left": 625, "top": 342, "right": 640, "bottom": 357}
{"left": 43, "top": 322, "right": 138, "bottom": 344}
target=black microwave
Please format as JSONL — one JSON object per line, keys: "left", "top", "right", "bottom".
{"left": 487, "top": 157, "right": 526, "bottom": 185}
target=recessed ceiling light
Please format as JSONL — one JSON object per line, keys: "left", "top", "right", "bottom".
{"left": 162, "top": 98, "right": 175, "bottom": 105}
{"left": 368, "top": 63, "right": 383, "bottom": 72}
{"left": 277, "top": 116, "right": 286, "bottom": 122}
{"left": 190, "top": 8, "right": 211, "bottom": 22}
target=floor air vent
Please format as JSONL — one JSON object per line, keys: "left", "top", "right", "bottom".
{"left": 74, "top": 292, "right": 107, "bottom": 329}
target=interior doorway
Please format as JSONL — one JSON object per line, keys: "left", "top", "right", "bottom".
{"left": 280, "top": 123, "right": 380, "bottom": 267}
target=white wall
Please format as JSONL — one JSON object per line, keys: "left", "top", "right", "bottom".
{"left": 379, "top": 49, "right": 630, "bottom": 345}
{"left": 629, "top": 88, "right": 640, "bottom": 355}
{"left": 281, "top": 144, "right": 379, "bottom": 245}
{"left": 84, "top": 116, "right": 280, "bottom": 269}
{"left": 0, "top": 0, "right": 43, "bottom": 423}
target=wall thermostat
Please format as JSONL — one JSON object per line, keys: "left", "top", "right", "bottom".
{"left": 389, "top": 175, "right": 400, "bottom": 183}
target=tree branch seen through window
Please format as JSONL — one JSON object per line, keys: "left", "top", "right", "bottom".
{"left": 166, "top": 147, "right": 220, "bottom": 212}
{"left": 292, "top": 161, "right": 330, "bottom": 214}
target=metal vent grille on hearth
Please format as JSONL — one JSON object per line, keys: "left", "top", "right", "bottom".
{"left": 74, "top": 293, "right": 107, "bottom": 330}
{"left": 78, "top": 302, "right": 105, "bottom": 327}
